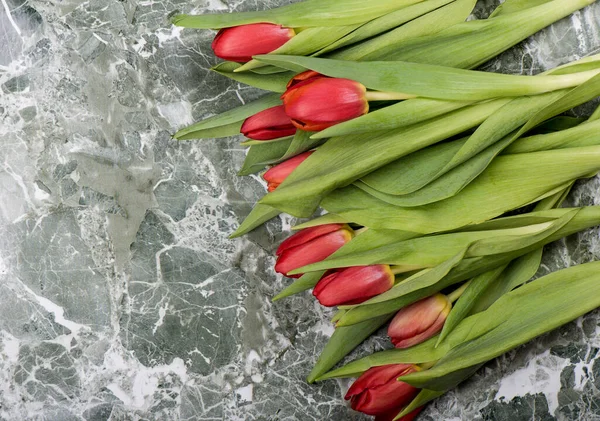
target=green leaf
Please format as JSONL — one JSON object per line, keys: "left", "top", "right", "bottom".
{"left": 401, "top": 261, "right": 600, "bottom": 390}
{"left": 363, "top": 0, "right": 596, "bottom": 68}
{"left": 464, "top": 210, "right": 577, "bottom": 257}
{"left": 272, "top": 270, "right": 326, "bottom": 301}
{"left": 328, "top": 0, "right": 476, "bottom": 62}
{"left": 230, "top": 204, "right": 281, "bottom": 238}
{"left": 237, "top": 24, "right": 361, "bottom": 72}
{"left": 315, "top": 0, "right": 457, "bottom": 56}
{"left": 490, "top": 0, "right": 558, "bottom": 18}
{"left": 260, "top": 100, "right": 509, "bottom": 217}
{"left": 256, "top": 55, "right": 600, "bottom": 101}
{"left": 395, "top": 389, "right": 448, "bottom": 420}
{"left": 355, "top": 88, "right": 572, "bottom": 198}
{"left": 240, "top": 137, "right": 293, "bottom": 147}
{"left": 264, "top": 130, "right": 324, "bottom": 165}
{"left": 316, "top": 336, "right": 447, "bottom": 380}
{"left": 307, "top": 314, "right": 392, "bottom": 383}
{"left": 505, "top": 118, "right": 600, "bottom": 154}
{"left": 333, "top": 206, "right": 600, "bottom": 326}
{"left": 292, "top": 214, "right": 351, "bottom": 229}
{"left": 174, "top": 93, "right": 282, "bottom": 140}
{"left": 238, "top": 138, "right": 293, "bottom": 176}
{"left": 292, "top": 213, "right": 352, "bottom": 230}
{"left": 354, "top": 135, "right": 514, "bottom": 207}
{"left": 248, "top": 65, "right": 292, "bottom": 75}
{"left": 171, "top": 0, "right": 424, "bottom": 29}
{"left": 437, "top": 266, "right": 506, "bottom": 346}
{"left": 468, "top": 250, "right": 542, "bottom": 315}
{"left": 443, "top": 90, "right": 568, "bottom": 170}
{"left": 359, "top": 136, "right": 468, "bottom": 195}
{"left": 312, "top": 99, "right": 472, "bottom": 140}
{"left": 320, "top": 147, "right": 600, "bottom": 233}
{"left": 322, "top": 74, "right": 600, "bottom": 206}
{"left": 211, "top": 62, "right": 294, "bottom": 92}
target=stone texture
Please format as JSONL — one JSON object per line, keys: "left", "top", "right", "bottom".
{"left": 0, "top": 0, "right": 599, "bottom": 420}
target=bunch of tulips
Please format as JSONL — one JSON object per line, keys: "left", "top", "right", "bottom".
{"left": 172, "top": 0, "right": 600, "bottom": 419}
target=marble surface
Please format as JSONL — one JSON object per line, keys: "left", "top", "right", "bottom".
{"left": 1, "top": 0, "right": 600, "bottom": 420}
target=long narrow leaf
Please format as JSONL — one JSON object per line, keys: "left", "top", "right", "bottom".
{"left": 315, "top": 0, "right": 456, "bottom": 55}
{"left": 171, "top": 0, "right": 424, "bottom": 29}
{"left": 260, "top": 100, "right": 509, "bottom": 217}
{"left": 237, "top": 138, "right": 293, "bottom": 176}
{"left": 335, "top": 207, "right": 600, "bottom": 326}
{"left": 306, "top": 314, "right": 393, "bottom": 383}
{"left": 329, "top": 0, "right": 476, "bottom": 61}
{"left": 230, "top": 204, "right": 281, "bottom": 238}
{"left": 361, "top": 0, "right": 596, "bottom": 67}
{"left": 321, "top": 147, "right": 600, "bottom": 232}
{"left": 312, "top": 99, "right": 472, "bottom": 140}
{"left": 211, "top": 62, "right": 294, "bottom": 92}
{"left": 255, "top": 55, "right": 600, "bottom": 101}
{"left": 174, "top": 93, "right": 281, "bottom": 140}
{"left": 272, "top": 271, "right": 326, "bottom": 301}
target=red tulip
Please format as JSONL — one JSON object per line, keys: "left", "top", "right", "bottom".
{"left": 211, "top": 23, "right": 295, "bottom": 62}
{"left": 388, "top": 294, "right": 451, "bottom": 349}
{"left": 281, "top": 77, "right": 369, "bottom": 131}
{"left": 345, "top": 364, "right": 420, "bottom": 416}
{"left": 262, "top": 151, "right": 313, "bottom": 192}
{"left": 275, "top": 224, "right": 353, "bottom": 278}
{"left": 287, "top": 70, "right": 327, "bottom": 89}
{"left": 313, "top": 265, "right": 394, "bottom": 307}
{"left": 375, "top": 407, "right": 423, "bottom": 421}
{"left": 241, "top": 105, "right": 297, "bottom": 140}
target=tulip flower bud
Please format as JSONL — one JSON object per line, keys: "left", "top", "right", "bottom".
{"left": 345, "top": 364, "right": 420, "bottom": 416}
{"left": 375, "top": 407, "right": 423, "bottom": 421}
{"left": 281, "top": 77, "right": 369, "bottom": 131}
{"left": 312, "top": 265, "right": 394, "bottom": 307}
{"left": 241, "top": 105, "right": 297, "bottom": 140}
{"left": 388, "top": 294, "right": 451, "bottom": 349}
{"left": 262, "top": 151, "right": 313, "bottom": 192}
{"left": 275, "top": 224, "right": 353, "bottom": 278}
{"left": 286, "top": 70, "right": 326, "bottom": 89}
{"left": 211, "top": 23, "right": 295, "bottom": 63}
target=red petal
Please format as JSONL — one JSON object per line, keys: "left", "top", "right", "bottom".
{"left": 282, "top": 78, "right": 369, "bottom": 130}
{"left": 313, "top": 265, "right": 394, "bottom": 307}
{"left": 388, "top": 294, "right": 451, "bottom": 348}
{"left": 262, "top": 151, "right": 314, "bottom": 186}
{"left": 275, "top": 229, "right": 352, "bottom": 277}
{"left": 346, "top": 365, "right": 416, "bottom": 398}
{"left": 212, "top": 23, "right": 295, "bottom": 62}
{"left": 241, "top": 105, "right": 296, "bottom": 140}
{"left": 276, "top": 223, "right": 346, "bottom": 256}
{"left": 349, "top": 377, "right": 419, "bottom": 416}
{"left": 287, "top": 70, "right": 326, "bottom": 89}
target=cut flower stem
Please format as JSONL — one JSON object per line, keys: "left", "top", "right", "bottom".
{"left": 365, "top": 91, "right": 417, "bottom": 101}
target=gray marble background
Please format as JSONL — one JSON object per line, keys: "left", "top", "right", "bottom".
{"left": 1, "top": 0, "right": 600, "bottom": 420}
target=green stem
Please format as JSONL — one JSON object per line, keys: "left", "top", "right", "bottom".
{"left": 365, "top": 91, "right": 417, "bottom": 101}
{"left": 447, "top": 281, "right": 471, "bottom": 303}
{"left": 390, "top": 265, "right": 414, "bottom": 275}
